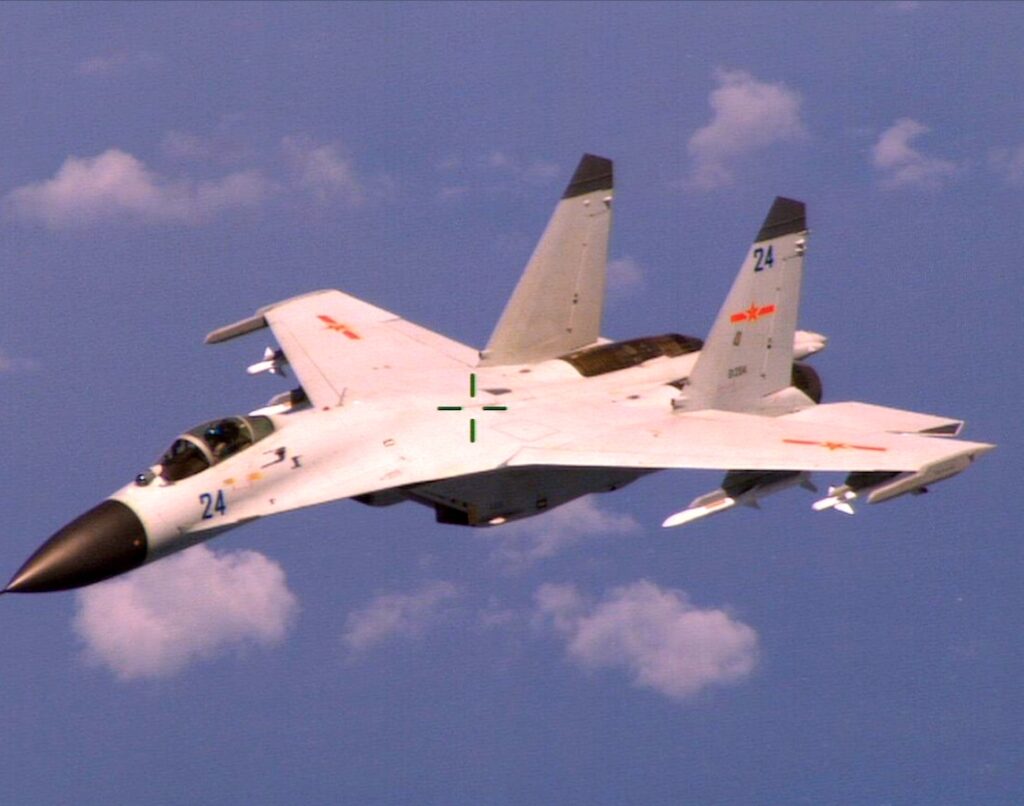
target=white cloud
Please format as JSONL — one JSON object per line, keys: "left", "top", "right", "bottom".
{"left": 160, "top": 129, "right": 253, "bottom": 166}
{"left": 437, "top": 185, "right": 470, "bottom": 202}
{"left": 524, "top": 159, "right": 561, "bottom": 183}
{"left": 485, "top": 496, "right": 640, "bottom": 569}
{"left": 686, "top": 69, "right": 807, "bottom": 190}
{"left": 342, "top": 581, "right": 459, "bottom": 653}
{"left": 73, "top": 546, "right": 299, "bottom": 681}
{"left": 76, "top": 51, "right": 162, "bottom": 77}
{"left": 989, "top": 144, "right": 1024, "bottom": 186}
{"left": 435, "top": 151, "right": 561, "bottom": 200}
{"left": 880, "top": 1, "right": 922, "bottom": 12}
{"left": 4, "top": 149, "right": 275, "bottom": 229}
{"left": 486, "top": 150, "right": 513, "bottom": 169}
{"left": 282, "top": 135, "right": 366, "bottom": 204}
{"left": 476, "top": 599, "right": 520, "bottom": 631}
{"left": 871, "top": 118, "right": 960, "bottom": 189}
{"left": 535, "top": 580, "right": 758, "bottom": 701}
{"left": 0, "top": 348, "right": 38, "bottom": 373}
{"left": 161, "top": 130, "right": 214, "bottom": 161}
{"left": 481, "top": 152, "right": 560, "bottom": 185}
{"left": 606, "top": 256, "right": 646, "bottom": 294}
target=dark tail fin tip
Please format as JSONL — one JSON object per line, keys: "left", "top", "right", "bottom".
{"left": 562, "top": 154, "right": 613, "bottom": 199}
{"left": 756, "top": 197, "right": 806, "bottom": 242}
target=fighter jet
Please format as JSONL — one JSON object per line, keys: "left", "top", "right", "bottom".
{"left": 4, "top": 154, "right": 994, "bottom": 594}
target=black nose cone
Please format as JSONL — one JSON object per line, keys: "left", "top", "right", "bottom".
{"left": 5, "top": 500, "right": 148, "bottom": 593}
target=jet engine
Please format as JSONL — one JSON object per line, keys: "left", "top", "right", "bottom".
{"left": 792, "top": 362, "right": 822, "bottom": 404}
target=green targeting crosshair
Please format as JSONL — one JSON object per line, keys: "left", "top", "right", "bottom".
{"left": 436, "top": 373, "right": 508, "bottom": 442}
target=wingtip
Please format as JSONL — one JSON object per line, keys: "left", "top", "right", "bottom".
{"left": 756, "top": 196, "right": 806, "bottom": 242}
{"left": 562, "top": 153, "right": 613, "bottom": 199}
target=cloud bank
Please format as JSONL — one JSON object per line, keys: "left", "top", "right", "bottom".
{"left": 342, "top": 581, "right": 459, "bottom": 653}
{"left": 871, "top": 118, "right": 959, "bottom": 189}
{"left": 0, "top": 348, "right": 38, "bottom": 373}
{"left": 535, "top": 580, "right": 758, "bottom": 701}
{"left": 74, "top": 546, "right": 299, "bottom": 681}
{"left": 486, "top": 496, "right": 640, "bottom": 569}
{"left": 989, "top": 144, "right": 1024, "bottom": 186}
{"left": 76, "top": 51, "right": 162, "bottom": 77}
{"left": 606, "top": 256, "right": 646, "bottom": 294}
{"left": 4, "top": 149, "right": 274, "bottom": 228}
{"left": 435, "top": 150, "right": 560, "bottom": 201}
{"left": 282, "top": 135, "right": 366, "bottom": 204}
{"left": 687, "top": 69, "right": 807, "bottom": 190}
{"left": 4, "top": 134, "right": 382, "bottom": 229}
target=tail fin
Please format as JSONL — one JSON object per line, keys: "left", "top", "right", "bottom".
{"left": 682, "top": 197, "right": 808, "bottom": 411}
{"left": 478, "top": 154, "right": 613, "bottom": 366}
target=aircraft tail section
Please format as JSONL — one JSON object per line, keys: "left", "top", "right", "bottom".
{"left": 681, "top": 197, "right": 808, "bottom": 412}
{"left": 478, "top": 154, "right": 613, "bottom": 366}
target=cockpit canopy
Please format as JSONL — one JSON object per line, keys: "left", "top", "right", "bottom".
{"left": 157, "top": 415, "right": 275, "bottom": 482}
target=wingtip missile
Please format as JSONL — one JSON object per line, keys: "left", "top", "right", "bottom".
{"left": 813, "top": 448, "right": 994, "bottom": 515}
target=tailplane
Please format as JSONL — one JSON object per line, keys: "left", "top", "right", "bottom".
{"left": 680, "top": 197, "right": 809, "bottom": 412}
{"left": 478, "top": 154, "right": 613, "bottom": 366}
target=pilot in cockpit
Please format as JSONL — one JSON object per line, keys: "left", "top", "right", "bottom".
{"left": 205, "top": 420, "right": 242, "bottom": 460}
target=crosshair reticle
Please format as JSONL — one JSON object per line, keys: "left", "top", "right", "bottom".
{"left": 436, "top": 373, "right": 507, "bottom": 442}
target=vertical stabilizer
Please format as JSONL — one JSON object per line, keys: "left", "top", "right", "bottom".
{"left": 478, "top": 154, "right": 613, "bottom": 366}
{"left": 682, "top": 197, "right": 808, "bottom": 411}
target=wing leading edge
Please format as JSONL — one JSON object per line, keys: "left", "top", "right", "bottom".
{"left": 207, "top": 289, "right": 478, "bottom": 409}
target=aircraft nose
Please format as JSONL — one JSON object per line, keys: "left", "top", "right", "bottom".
{"left": 4, "top": 500, "right": 148, "bottom": 593}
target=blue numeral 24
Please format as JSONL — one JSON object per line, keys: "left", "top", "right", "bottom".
{"left": 753, "top": 245, "right": 775, "bottom": 272}
{"left": 199, "top": 490, "right": 227, "bottom": 519}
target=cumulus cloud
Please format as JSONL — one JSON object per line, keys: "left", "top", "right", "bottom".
{"left": 535, "top": 580, "right": 758, "bottom": 701}
{"left": 482, "top": 151, "right": 560, "bottom": 182}
{"left": 880, "top": 0, "right": 922, "bottom": 12}
{"left": 342, "top": 581, "right": 459, "bottom": 653}
{"left": 4, "top": 149, "right": 275, "bottom": 228}
{"left": 989, "top": 144, "right": 1024, "bottom": 186}
{"left": 0, "top": 348, "right": 38, "bottom": 373}
{"left": 76, "top": 51, "right": 162, "bottom": 77}
{"left": 74, "top": 546, "right": 299, "bottom": 681}
{"left": 160, "top": 126, "right": 255, "bottom": 165}
{"left": 435, "top": 151, "right": 560, "bottom": 201}
{"left": 686, "top": 69, "right": 807, "bottom": 190}
{"left": 606, "top": 256, "right": 646, "bottom": 294}
{"left": 282, "top": 135, "right": 367, "bottom": 204}
{"left": 871, "top": 118, "right": 960, "bottom": 189}
{"left": 485, "top": 496, "right": 640, "bottom": 570}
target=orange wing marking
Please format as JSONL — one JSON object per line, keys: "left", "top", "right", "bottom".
{"left": 730, "top": 302, "right": 776, "bottom": 324}
{"left": 783, "top": 438, "right": 888, "bottom": 452}
{"left": 317, "top": 315, "right": 361, "bottom": 340}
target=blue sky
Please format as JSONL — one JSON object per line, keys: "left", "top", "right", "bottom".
{"left": 1, "top": 2, "right": 1021, "bottom": 804}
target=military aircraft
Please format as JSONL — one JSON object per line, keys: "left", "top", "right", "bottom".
{"left": 3, "top": 155, "right": 994, "bottom": 594}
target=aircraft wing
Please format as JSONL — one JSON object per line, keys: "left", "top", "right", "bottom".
{"left": 207, "top": 289, "right": 478, "bottom": 408}
{"left": 507, "top": 402, "right": 994, "bottom": 474}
